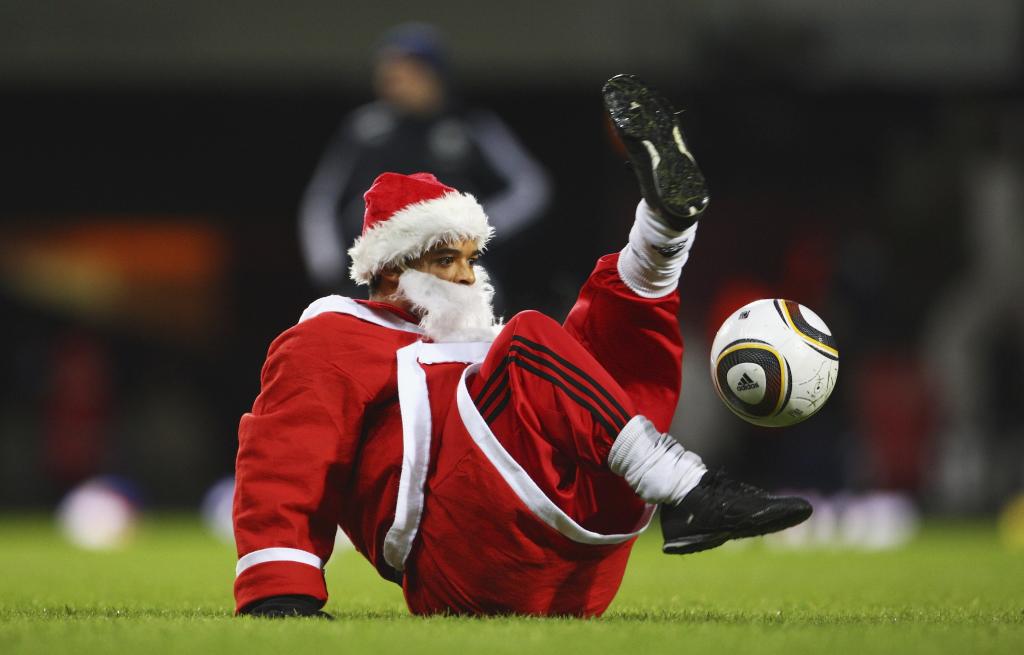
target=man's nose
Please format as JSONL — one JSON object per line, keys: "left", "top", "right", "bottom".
{"left": 456, "top": 262, "right": 476, "bottom": 285}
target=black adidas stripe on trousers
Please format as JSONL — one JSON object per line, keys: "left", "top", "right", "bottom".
{"left": 474, "top": 338, "right": 630, "bottom": 437}
{"left": 510, "top": 336, "right": 632, "bottom": 426}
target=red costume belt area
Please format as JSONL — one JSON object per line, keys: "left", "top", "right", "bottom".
{"left": 233, "top": 253, "right": 684, "bottom": 615}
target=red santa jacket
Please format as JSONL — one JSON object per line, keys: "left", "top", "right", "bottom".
{"left": 233, "top": 298, "right": 422, "bottom": 610}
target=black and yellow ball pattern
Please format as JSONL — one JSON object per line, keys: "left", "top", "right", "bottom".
{"left": 713, "top": 338, "right": 793, "bottom": 421}
{"left": 775, "top": 299, "right": 838, "bottom": 360}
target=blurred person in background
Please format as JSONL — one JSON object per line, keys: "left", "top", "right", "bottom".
{"left": 298, "top": 22, "right": 551, "bottom": 296}
{"left": 923, "top": 109, "right": 1024, "bottom": 512}
{"left": 233, "top": 76, "right": 811, "bottom": 618}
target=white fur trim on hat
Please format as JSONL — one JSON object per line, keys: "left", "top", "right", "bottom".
{"left": 348, "top": 191, "right": 494, "bottom": 285}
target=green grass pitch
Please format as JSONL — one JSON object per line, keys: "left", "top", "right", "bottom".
{"left": 1, "top": 515, "right": 1021, "bottom": 654}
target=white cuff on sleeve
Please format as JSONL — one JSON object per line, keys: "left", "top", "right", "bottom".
{"left": 235, "top": 547, "right": 323, "bottom": 577}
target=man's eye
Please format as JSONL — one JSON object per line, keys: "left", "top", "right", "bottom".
{"left": 468, "top": 258, "right": 479, "bottom": 266}
{"left": 437, "top": 257, "right": 454, "bottom": 265}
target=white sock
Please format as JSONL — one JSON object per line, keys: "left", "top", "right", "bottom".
{"left": 607, "top": 415, "right": 707, "bottom": 505}
{"left": 616, "top": 200, "right": 699, "bottom": 298}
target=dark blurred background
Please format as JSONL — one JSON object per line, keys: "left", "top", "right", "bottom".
{"left": 1, "top": 1, "right": 1022, "bottom": 518}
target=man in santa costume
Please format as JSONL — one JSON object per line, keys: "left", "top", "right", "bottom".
{"left": 233, "top": 75, "right": 812, "bottom": 618}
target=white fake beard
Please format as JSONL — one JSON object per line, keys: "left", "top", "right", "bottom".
{"left": 395, "top": 268, "right": 503, "bottom": 342}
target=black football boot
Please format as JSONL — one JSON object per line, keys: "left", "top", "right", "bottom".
{"left": 602, "top": 73, "right": 710, "bottom": 230}
{"left": 661, "top": 469, "right": 813, "bottom": 555}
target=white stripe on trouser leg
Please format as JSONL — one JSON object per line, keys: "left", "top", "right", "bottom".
{"left": 607, "top": 415, "right": 707, "bottom": 505}
{"left": 235, "top": 547, "right": 323, "bottom": 577}
{"left": 616, "top": 200, "right": 698, "bottom": 298}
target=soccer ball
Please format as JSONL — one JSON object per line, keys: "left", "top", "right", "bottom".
{"left": 710, "top": 299, "right": 838, "bottom": 428}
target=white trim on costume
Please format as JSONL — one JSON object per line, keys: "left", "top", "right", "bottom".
{"left": 456, "top": 363, "right": 656, "bottom": 545}
{"left": 383, "top": 342, "right": 432, "bottom": 571}
{"left": 235, "top": 547, "right": 323, "bottom": 577}
{"left": 298, "top": 295, "right": 424, "bottom": 334}
{"left": 417, "top": 341, "right": 492, "bottom": 364}
{"left": 383, "top": 340, "right": 493, "bottom": 572}
{"left": 348, "top": 191, "right": 494, "bottom": 285}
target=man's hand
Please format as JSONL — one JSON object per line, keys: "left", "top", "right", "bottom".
{"left": 239, "top": 594, "right": 334, "bottom": 619}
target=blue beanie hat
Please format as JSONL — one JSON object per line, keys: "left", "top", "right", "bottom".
{"left": 376, "top": 22, "right": 449, "bottom": 77}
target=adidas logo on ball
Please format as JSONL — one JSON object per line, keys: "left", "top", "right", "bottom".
{"left": 736, "top": 373, "right": 760, "bottom": 391}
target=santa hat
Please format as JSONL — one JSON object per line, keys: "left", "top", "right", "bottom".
{"left": 348, "top": 172, "right": 493, "bottom": 285}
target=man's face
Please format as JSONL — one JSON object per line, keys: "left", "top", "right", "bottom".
{"left": 394, "top": 238, "right": 497, "bottom": 342}
{"left": 374, "top": 54, "right": 444, "bottom": 115}
{"left": 408, "top": 239, "right": 480, "bottom": 286}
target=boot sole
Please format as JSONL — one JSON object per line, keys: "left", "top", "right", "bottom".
{"left": 602, "top": 74, "right": 709, "bottom": 223}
